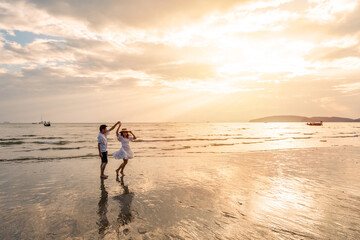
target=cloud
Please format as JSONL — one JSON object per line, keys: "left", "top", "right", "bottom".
{"left": 0, "top": 1, "right": 97, "bottom": 39}
{"left": 307, "top": 45, "right": 360, "bottom": 61}
{"left": 1, "top": 0, "right": 360, "bottom": 122}
{"left": 0, "top": 38, "right": 72, "bottom": 65}
{"left": 13, "top": 0, "right": 265, "bottom": 29}
{"left": 334, "top": 82, "right": 360, "bottom": 93}
{"left": 334, "top": 2, "right": 360, "bottom": 34}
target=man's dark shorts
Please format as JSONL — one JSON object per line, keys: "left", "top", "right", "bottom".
{"left": 101, "top": 151, "right": 108, "bottom": 163}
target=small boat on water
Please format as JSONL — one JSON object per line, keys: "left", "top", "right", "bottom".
{"left": 39, "top": 115, "right": 44, "bottom": 124}
{"left": 44, "top": 121, "right": 51, "bottom": 127}
{"left": 307, "top": 121, "right": 323, "bottom": 126}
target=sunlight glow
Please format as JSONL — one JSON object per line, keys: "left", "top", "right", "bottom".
{"left": 1, "top": 0, "right": 360, "bottom": 122}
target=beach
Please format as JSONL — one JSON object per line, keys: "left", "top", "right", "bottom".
{"left": 1, "top": 147, "right": 360, "bottom": 239}
{"left": 0, "top": 123, "right": 360, "bottom": 239}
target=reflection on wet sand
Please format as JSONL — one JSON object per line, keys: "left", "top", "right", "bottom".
{"left": 97, "top": 176, "right": 135, "bottom": 238}
{"left": 97, "top": 179, "right": 109, "bottom": 236}
{"left": 114, "top": 176, "right": 134, "bottom": 226}
{"left": 0, "top": 147, "right": 359, "bottom": 239}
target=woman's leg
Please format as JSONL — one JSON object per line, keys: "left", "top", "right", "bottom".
{"left": 116, "top": 161, "right": 124, "bottom": 175}
{"left": 120, "top": 159, "right": 128, "bottom": 175}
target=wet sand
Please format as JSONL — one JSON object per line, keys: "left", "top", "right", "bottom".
{"left": 0, "top": 146, "right": 360, "bottom": 239}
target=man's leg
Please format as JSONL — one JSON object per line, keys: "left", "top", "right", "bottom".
{"left": 102, "top": 163, "right": 107, "bottom": 176}
{"left": 100, "top": 152, "right": 108, "bottom": 178}
{"left": 101, "top": 163, "right": 108, "bottom": 178}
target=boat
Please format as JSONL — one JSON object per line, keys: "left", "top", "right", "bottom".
{"left": 44, "top": 121, "right": 51, "bottom": 127}
{"left": 39, "top": 116, "right": 44, "bottom": 124}
{"left": 307, "top": 121, "right": 323, "bottom": 126}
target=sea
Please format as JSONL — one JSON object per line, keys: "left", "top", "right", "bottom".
{"left": 1, "top": 122, "right": 360, "bottom": 239}
{"left": 1, "top": 122, "right": 360, "bottom": 162}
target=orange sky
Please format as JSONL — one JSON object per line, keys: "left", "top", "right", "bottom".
{"left": 0, "top": 0, "right": 360, "bottom": 122}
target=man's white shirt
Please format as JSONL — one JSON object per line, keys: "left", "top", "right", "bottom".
{"left": 97, "top": 130, "right": 109, "bottom": 152}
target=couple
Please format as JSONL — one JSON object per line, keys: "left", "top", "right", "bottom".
{"left": 97, "top": 121, "right": 136, "bottom": 179}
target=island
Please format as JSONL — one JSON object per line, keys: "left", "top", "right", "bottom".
{"left": 250, "top": 115, "right": 360, "bottom": 122}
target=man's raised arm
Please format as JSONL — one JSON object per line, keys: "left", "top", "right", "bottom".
{"left": 108, "top": 121, "right": 121, "bottom": 132}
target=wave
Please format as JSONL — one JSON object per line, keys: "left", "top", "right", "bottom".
{"left": 162, "top": 146, "right": 191, "bottom": 150}
{"left": 33, "top": 141, "right": 70, "bottom": 145}
{"left": 0, "top": 138, "right": 23, "bottom": 141}
{"left": 0, "top": 153, "right": 97, "bottom": 162}
{"left": 135, "top": 138, "right": 228, "bottom": 143}
{"left": 265, "top": 138, "right": 288, "bottom": 141}
{"left": 208, "top": 134, "right": 243, "bottom": 136}
{"left": 242, "top": 141, "right": 264, "bottom": 144}
{"left": 39, "top": 147, "right": 81, "bottom": 151}
{"left": 152, "top": 136, "right": 176, "bottom": 139}
{"left": 292, "top": 137, "right": 312, "bottom": 139}
{"left": 233, "top": 137, "right": 272, "bottom": 140}
{"left": 210, "top": 143, "right": 236, "bottom": 146}
{"left": 32, "top": 140, "right": 86, "bottom": 145}
{"left": 35, "top": 137, "right": 64, "bottom": 140}
{"left": 1, "top": 139, "right": 86, "bottom": 146}
{"left": 325, "top": 135, "right": 358, "bottom": 138}
{"left": 143, "top": 128, "right": 167, "bottom": 131}
{"left": 22, "top": 134, "right": 36, "bottom": 137}
{"left": 0, "top": 141, "right": 24, "bottom": 145}
{"left": 135, "top": 136, "right": 279, "bottom": 143}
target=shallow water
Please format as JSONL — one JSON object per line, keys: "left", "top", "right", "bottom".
{"left": 1, "top": 122, "right": 360, "bottom": 162}
{"left": 0, "top": 123, "right": 360, "bottom": 239}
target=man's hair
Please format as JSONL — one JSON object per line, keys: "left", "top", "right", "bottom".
{"left": 99, "top": 124, "right": 107, "bottom": 132}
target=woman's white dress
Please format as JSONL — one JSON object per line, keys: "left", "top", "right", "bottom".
{"left": 113, "top": 135, "right": 134, "bottom": 159}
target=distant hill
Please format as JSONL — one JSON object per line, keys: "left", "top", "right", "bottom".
{"left": 250, "top": 115, "right": 360, "bottom": 122}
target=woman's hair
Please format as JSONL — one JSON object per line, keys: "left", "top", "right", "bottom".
{"left": 120, "top": 131, "right": 128, "bottom": 137}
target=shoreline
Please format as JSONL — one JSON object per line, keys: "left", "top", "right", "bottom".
{"left": 1, "top": 145, "right": 359, "bottom": 163}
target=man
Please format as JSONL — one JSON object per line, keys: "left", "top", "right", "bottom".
{"left": 98, "top": 121, "right": 120, "bottom": 179}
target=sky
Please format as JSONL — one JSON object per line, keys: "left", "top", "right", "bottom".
{"left": 0, "top": 0, "right": 360, "bottom": 122}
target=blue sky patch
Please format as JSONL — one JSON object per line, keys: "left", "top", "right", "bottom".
{"left": 0, "top": 30, "right": 64, "bottom": 46}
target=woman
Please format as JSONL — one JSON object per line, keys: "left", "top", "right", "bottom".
{"left": 113, "top": 123, "right": 136, "bottom": 176}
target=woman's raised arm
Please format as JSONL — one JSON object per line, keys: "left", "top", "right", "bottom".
{"left": 130, "top": 131, "right": 136, "bottom": 140}
{"left": 116, "top": 122, "right": 122, "bottom": 136}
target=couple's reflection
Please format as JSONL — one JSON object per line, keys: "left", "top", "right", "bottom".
{"left": 97, "top": 178, "right": 109, "bottom": 235}
{"left": 97, "top": 176, "right": 134, "bottom": 236}
{"left": 114, "top": 175, "right": 134, "bottom": 226}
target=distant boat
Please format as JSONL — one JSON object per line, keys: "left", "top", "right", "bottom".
{"left": 44, "top": 121, "right": 51, "bottom": 127}
{"left": 307, "top": 121, "right": 323, "bottom": 126}
{"left": 39, "top": 115, "right": 44, "bottom": 124}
